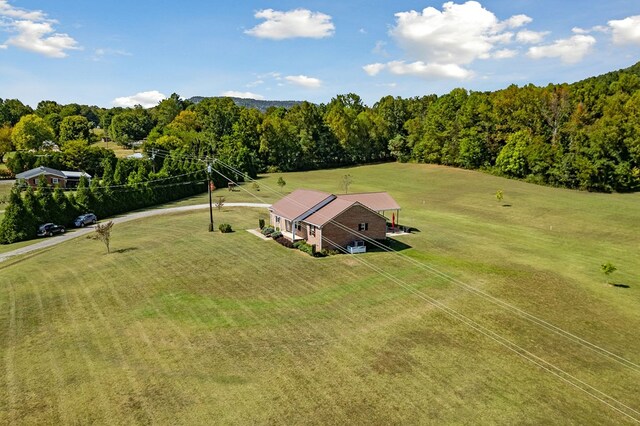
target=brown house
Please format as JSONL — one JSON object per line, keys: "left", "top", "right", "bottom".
{"left": 269, "top": 189, "right": 401, "bottom": 251}
{"left": 15, "top": 166, "right": 92, "bottom": 189}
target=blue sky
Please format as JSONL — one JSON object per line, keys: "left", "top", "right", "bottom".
{"left": 1, "top": 0, "right": 640, "bottom": 108}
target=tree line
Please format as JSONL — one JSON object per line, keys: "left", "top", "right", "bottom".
{"left": 0, "top": 151, "right": 225, "bottom": 243}
{"left": 2, "top": 61, "right": 639, "bottom": 194}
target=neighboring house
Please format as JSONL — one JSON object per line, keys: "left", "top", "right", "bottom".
{"left": 269, "top": 189, "right": 401, "bottom": 251}
{"left": 127, "top": 152, "right": 145, "bottom": 159}
{"left": 16, "top": 166, "right": 92, "bottom": 189}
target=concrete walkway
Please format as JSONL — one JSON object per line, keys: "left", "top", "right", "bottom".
{"left": 0, "top": 202, "right": 270, "bottom": 264}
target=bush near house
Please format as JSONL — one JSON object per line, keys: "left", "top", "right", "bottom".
{"left": 275, "top": 236, "right": 295, "bottom": 248}
{"left": 218, "top": 223, "right": 233, "bottom": 233}
{"left": 261, "top": 226, "right": 275, "bottom": 237}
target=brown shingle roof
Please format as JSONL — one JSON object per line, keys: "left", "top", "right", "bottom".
{"left": 337, "top": 192, "right": 401, "bottom": 212}
{"left": 304, "top": 198, "right": 357, "bottom": 227}
{"left": 269, "top": 189, "right": 333, "bottom": 220}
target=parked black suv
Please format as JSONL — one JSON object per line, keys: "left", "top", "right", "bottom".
{"left": 74, "top": 213, "right": 97, "bottom": 227}
{"left": 37, "top": 223, "right": 66, "bottom": 237}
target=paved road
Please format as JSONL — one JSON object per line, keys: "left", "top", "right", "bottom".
{"left": 0, "top": 203, "right": 270, "bottom": 264}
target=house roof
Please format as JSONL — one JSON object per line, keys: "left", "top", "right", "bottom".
{"left": 16, "top": 166, "right": 66, "bottom": 180}
{"left": 270, "top": 189, "right": 334, "bottom": 220}
{"left": 337, "top": 192, "right": 401, "bottom": 212}
{"left": 62, "top": 171, "right": 92, "bottom": 179}
{"left": 271, "top": 189, "right": 400, "bottom": 228}
{"left": 305, "top": 198, "right": 357, "bottom": 227}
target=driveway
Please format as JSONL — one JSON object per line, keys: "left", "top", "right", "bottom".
{"left": 0, "top": 202, "right": 270, "bottom": 264}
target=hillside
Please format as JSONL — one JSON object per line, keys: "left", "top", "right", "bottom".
{"left": 188, "top": 96, "right": 305, "bottom": 112}
{"left": 1, "top": 163, "right": 638, "bottom": 423}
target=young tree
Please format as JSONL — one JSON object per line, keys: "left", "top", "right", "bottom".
{"left": 341, "top": 174, "right": 353, "bottom": 193}
{"left": 216, "top": 196, "right": 225, "bottom": 211}
{"left": 89, "top": 221, "right": 114, "bottom": 254}
{"left": 277, "top": 176, "right": 286, "bottom": 189}
{"left": 600, "top": 262, "right": 617, "bottom": 284}
{"left": 495, "top": 190, "right": 504, "bottom": 203}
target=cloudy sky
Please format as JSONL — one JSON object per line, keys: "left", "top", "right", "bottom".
{"left": 1, "top": 0, "right": 639, "bottom": 108}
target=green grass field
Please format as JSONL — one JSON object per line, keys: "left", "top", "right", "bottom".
{"left": 1, "top": 163, "right": 639, "bottom": 424}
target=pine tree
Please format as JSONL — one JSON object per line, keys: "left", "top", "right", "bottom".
{"left": 0, "top": 187, "right": 37, "bottom": 243}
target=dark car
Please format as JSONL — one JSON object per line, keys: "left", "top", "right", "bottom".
{"left": 74, "top": 213, "right": 97, "bottom": 227}
{"left": 37, "top": 223, "right": 66, "bottom": 237}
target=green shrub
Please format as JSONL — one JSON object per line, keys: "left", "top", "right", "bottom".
{"left": 258, "top": 218, "right": 265, "bottom": 229}
{"left": 270, "top": 231, "right": 282, "bottom": 239}
{"left": 218, "top": 223, "right": 233, "bottom": 233}
{"left": 261, "top": 226, "right": 274, "bottom": 236}
{"left": 0, "top": 169, "right": 14, "bottom": 179}
{"left": 275, "top": 236, "right": 294, "bottom": 248}
{"left": 295, "top": 241, "right": 323, "bottom": 257}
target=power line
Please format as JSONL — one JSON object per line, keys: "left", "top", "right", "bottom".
{"left": 320, "top": 234, "right": 640, "bottom": 423}
{"left": 212, "top": 156, "right": 640, "bottom": 373}
{"left": 145, "top": 148, "right": 640, "bottom": 374}
{"left": 84, "top": 146, "right": 639, "bottom": 419}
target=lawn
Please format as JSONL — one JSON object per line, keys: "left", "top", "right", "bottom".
{"left": 92, "top": 140, "right": 138, "bottom": 158}
{"left": 0, "top": 163, "right": 639, "bottom": 424}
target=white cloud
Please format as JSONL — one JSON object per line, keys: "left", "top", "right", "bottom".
{"left": 221, "top": 91, "right": 264, "bottom": 100}
{"left": 502, "top": 14, "right": 532, "bottom": 29}
{"left": 0, "top": 1, "right": 80, "bottom": 58}
{"left": 246, "top": 79, "right": 264, "bottom": 88}
{"left": 371, "top": 1, "right": 535, "bottom": 80}
{"left": 391, "top": 2, "right": 529, "bottom": 66}
{"left": 92, "top": 48, "right": 132, "bottom": 61}
{"left": 285, "top": 75, "right": 322, "bottom": 88}
{"left": 492, "top": 48, "right": 517, "bottom": 59}
{"left": 363, "top": 63, "right": 386, "bottom": 76}
{"left": 608, "top": 15, "right": 640, "bottom": 45}
{"left": 0, "top": 0, "right": 47, "bottom": 21}
{"left": 572, "top": 25, "right": 609, "bottom": 35}
{"left": 113, "top": 91, "right": 167, "bottom": 108}
{"left": 368, "top": 61, "right": 473, "bottom": 80}
{"left": 372, "top": 40, "right": 388, "bottom": 56}
{"left": 245, "top": 9, "right": 334, "bottom": 40}
{"left": 516, "top": 30, "right": 549, "bottom": 44}
{"left": 527, "top": 35, "right": 596, "bottom": 64}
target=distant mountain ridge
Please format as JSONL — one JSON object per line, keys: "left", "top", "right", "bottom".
{"left": 188, "top": 96, "right": 305, "bottom": 112}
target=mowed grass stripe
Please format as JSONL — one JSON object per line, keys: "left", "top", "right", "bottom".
{"left": 82, "top": 241, "right": 221, "bottom": 421}
{"left": 31, "top": 281, "right": 67, "bottom": 423}
{"left": 2, "top": 283, "right": 17, "bottom": 425}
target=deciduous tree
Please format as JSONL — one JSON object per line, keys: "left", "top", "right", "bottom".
{"left": 11, "top": 114, "right": 55, "bottom": 150}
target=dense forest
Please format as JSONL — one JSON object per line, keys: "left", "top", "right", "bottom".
{"left": 1, "top": 61, "right": 639, "bottom": 193}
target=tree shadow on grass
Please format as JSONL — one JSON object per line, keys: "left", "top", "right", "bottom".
{"left": 114, "top": 247, "right": 138, "bottom": 254}
{"left": 611, "top": 283, "right": 631, "bottom": 289}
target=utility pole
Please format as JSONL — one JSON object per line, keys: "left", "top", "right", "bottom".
{"left": 150, "top": 148, "right": 156, "bottom": 173}
{"left": 207, "top": 161, "right": 214, "bottom": 232}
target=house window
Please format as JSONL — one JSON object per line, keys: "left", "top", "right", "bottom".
{"left": 295, "top": 222, "right": 302, "bottom": 231}
{"left": 275, "top": 216, "right": 280, "bottom": 224}
{"left": 309, "top": 225, "right": 316, "bottom": 237}
{"left": 358, "top": 223, "right": 369, "bottom": 231}
{"left": 52, "top": 178, "right": 59, "bottom": 184}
